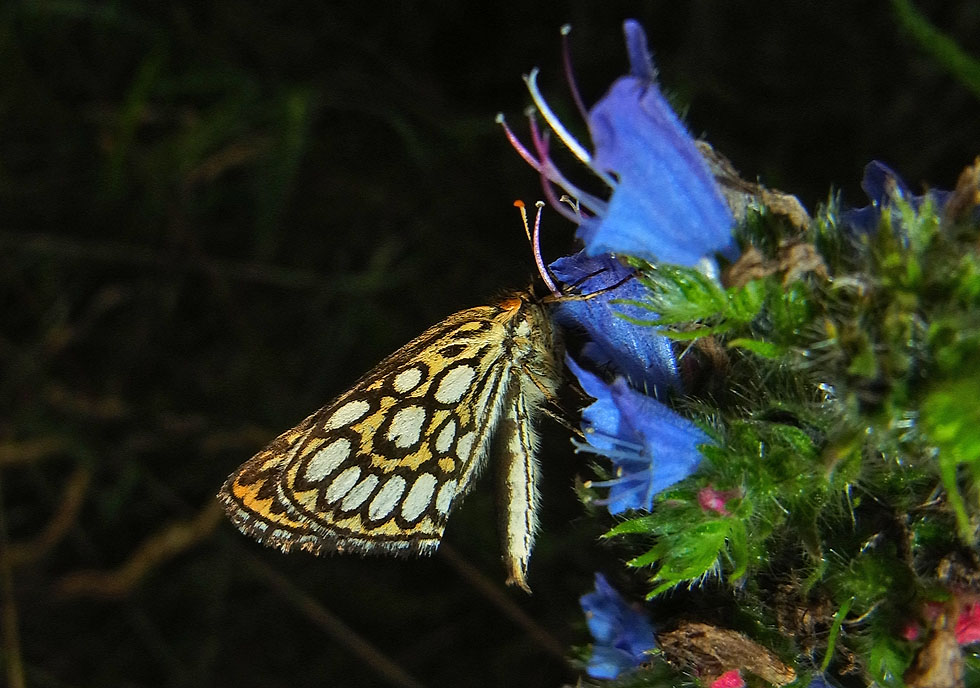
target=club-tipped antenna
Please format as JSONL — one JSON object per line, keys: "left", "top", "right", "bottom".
{"left": 514, "top": 200, "right": 561, "bottom": 298}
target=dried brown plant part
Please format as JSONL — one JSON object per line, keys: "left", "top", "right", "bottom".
{"left": 697, "top": 140, "right": 811, "bottom": 230}
{"left": 778, "top": 242, "right": 829, "bottom": 286}
{"left": 659, "top": 621, "right": 796, "bottom": 686}
{"left": 904, "top": 608, "right": 964, "bottom": 688}
{"left": 942, "top": 157, "right": 980, "bottom": 226}
{"left": 724, "top": 241, "right": 828, "bottom": 289}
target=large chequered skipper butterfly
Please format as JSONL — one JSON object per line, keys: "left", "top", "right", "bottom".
{"left": 218, "top": 286, "right": 562, "bottom": 591}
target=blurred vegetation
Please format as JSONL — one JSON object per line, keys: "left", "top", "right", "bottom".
{"left": 0, "top": 2, "right": 977, "bottom": 687}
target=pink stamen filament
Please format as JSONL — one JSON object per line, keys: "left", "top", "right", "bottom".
{"left": 560, "top": 24, "right": 589, "bottom": 123}
{"left": 496, "top": 113, "right": 543, "bottom": 171}
{"left": 527, "top": 115, "right": 607, "bottom": 219}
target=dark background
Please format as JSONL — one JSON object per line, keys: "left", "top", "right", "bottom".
{"left": 2, "top": 2, "right": 978, "bottom": 687}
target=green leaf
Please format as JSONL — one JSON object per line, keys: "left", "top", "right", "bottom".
{"left": 637, "top": 264, "right": 728, "bottom": 323}
{"left": 726, "top": 278, "right": 767, "bottom": 322}
{"left": 765, "top": 280, "right": 812, "bottom": 342}
{"left": 604, "top": 515, "right": 660, "bottom": 537}
{"left": 922, "top": 372, "right": 980, "bottom": 541}
{"left": 727, "top": 518, "right": 749, "bottom": 582}
{"left": 820, "top": 596, "right": 852, "bottom": 672}
{"left": 846, "top": 332, "right": 878, "bottom": 378}
{"left": 727, "top": 337, "right": 787, "bottom": 359}
{"left": 634, "top": 519, "right": 732, "bottom": 598}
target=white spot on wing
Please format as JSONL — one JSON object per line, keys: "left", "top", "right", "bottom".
{"left": 392, "top": 367, "right": 423, "bottom": 393}
{"left": 435, "top": 420, "right": 456, "bottom": 454}
{"left": 340, "top": 474, "right": 379, "bottom": 511}
{"left": 455, "top": 431, "right": 475, "bottom": 459}
{"left": 435, "top": 479, "right": 458, "bottom": 515}
{"left": 434, "top": 365, "right": 476, "bottom": 404}
{"left": 368, "top": 475, "right": 407, "bottom": 520}
{"left": 325, "top": 466, "right": 361, "bottom": 503}
{"left": 304, "top": 438, "right": 352, "bottom": 481}
{"left": 387, "top": 405, "right": 426, "bottom": 448}
{"left": 325, "top": 399, "right": 371, "bottom": 430}
{"left": 401, "top": 473, "right": 438, "bottom": 521}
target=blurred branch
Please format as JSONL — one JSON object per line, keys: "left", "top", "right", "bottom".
{"left": 891, "top": 0, "right": 980, "bottom": 99}
{"left": 437, "top": 543, "right": 569, "bottom": 663}
{"left": 45, "top": 384, "right": 129, "bottom": 421}
{"left": 0, "top": 470, "right": 26, "bottom": 688}
{"left": 183, "top": 139, "right": 270, "bottom": 187}
{"left": 248, "top": 556, "right": 427, "bottom": 688}
{"left": 0, "top": 437, "right": 69, "bottom": 467}
{"left": 0, "top": 230, "right": 404, "bottom": 293}
{"left": 10, "top": 466, "right": 91, "bottom": 567}
{"left": 56, "top": 499, "right": 224, "bottom": 598}
{"left": 103, "top": 45, "right": 166, "bottom": 199}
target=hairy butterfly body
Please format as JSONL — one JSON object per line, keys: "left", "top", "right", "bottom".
{"left": 218, "top": 290, "right": 561, "bottom": 590}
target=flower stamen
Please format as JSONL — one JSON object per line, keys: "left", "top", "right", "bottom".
{"left": 523, "top": 68, "right": 617, "bottom": 188}
{"left": 560, "top": 24, "right": 589, "bottom": 123}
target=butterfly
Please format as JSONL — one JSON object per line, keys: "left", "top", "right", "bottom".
{"left": 218, "top": 289, "right": 562, "bottom": 591}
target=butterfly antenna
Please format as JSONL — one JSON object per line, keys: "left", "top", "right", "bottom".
{"left": 514, "top": 200, "right": 561, "bottom": 298}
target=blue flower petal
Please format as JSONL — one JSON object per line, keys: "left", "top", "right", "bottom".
{"left": 842, "top": 204, "right": 880, "bottom": 235}
{"left": 578, "top": 20, "right": 737, "bottom": 266}
{"left": 586, "top": 645, "right": 638, "bottom": 680}
{"left": 567, "top": 357, "right": 710, "bottom": 514}
{"left": 550, "top": 251, "right": 680, "bottom": 391}
{"left": 623, "top": 19, "right": 656, "bottom": 82}
{"left": 580, "top": 573, "right": 657, "bottom": 680}
{"left": 843, "top": 160, "right": 950, "bottom": 234}
{"left": 806, "top": 676, "right": 836, "bottom": 688}
{"left": 582, "top": 574, "right": 627, "bottom": 643}
{"left": 566, "top": 356, "right": 624, "bottom": 446}
{"left": 861, "top": 160, "right": 913, "bottom": 204}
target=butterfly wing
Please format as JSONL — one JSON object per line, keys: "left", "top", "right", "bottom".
{"left": 219, "top": 303, "right": 522, "bottom": 556}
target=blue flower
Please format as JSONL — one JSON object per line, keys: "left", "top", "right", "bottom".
{"left": 580, "top": 573, "right": 657, "bottom": 679}
{"left": 843, "top": 160, "right": 950, "bottom": 234}
{"left": 549, "top": 251, "right": 680, "bottom": 391}
{"left": 501, "top": 19, "right": 737, "bottom": 268}
{"left": 499, "top": 19, "right": 740, "bottom": 389}
{"left": 503, "top": 20, "right": 721, "bottom": 510}
{"left": 805, "top": 676, "right": 836, "bottom": 688}
{"left": 578, "top": 20, "right": 737, "bottom": 266}
{"left": 568, "top": 356, "right": 710, "bottom": 514}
